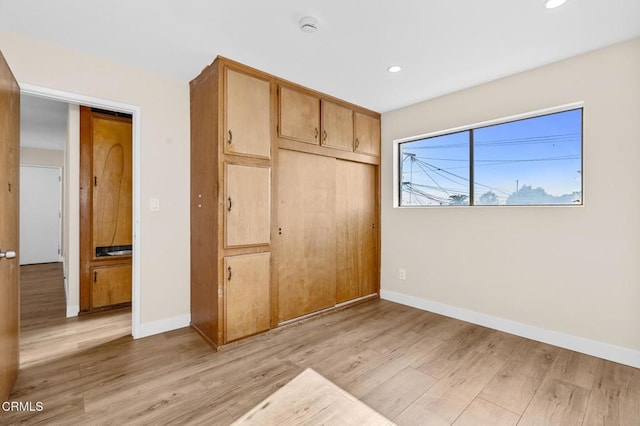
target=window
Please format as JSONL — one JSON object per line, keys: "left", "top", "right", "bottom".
{"left": 398, "top": 107, "right": 583, "bottom": 206}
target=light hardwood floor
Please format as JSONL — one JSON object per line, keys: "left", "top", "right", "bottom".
{"left": 2, "top": 263, "right": 639, "bottom": 425}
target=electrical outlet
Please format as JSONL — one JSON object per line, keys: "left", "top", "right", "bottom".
{"left": 399, "top": 268, "right": 406, "bottom": 280}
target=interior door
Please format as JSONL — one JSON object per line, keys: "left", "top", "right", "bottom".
{"left": 0, "top": 50, "right": 20, "bottom": 402}
{"left": 336, "top": 160, "right": 378, "bottom": 303}
{"left": 277, "top": 149, "right": 336, "bottom": 322}
{"left": 19, "top": 166, "right": 62, "bottom": 265}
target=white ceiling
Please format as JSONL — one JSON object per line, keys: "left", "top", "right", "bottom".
{"left": 1, "top": 0, "right": 639, "bottom": 112}
{"left": 20, "top": 95, "right": 68, "bottom": 150}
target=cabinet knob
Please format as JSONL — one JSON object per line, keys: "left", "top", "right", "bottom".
{"left": 227, "top": 197, "right": 233, "bottom": 212}
{"left": 323, "top": 130, "right": 327, "bottom": 142}
{"left": 227, "top": 130, "right": 233, "bottom": 145}
{"left": 355, "top": 138, "right": 360, "bottom": 149}
{"left": 227, "top": 266, "right": 232, "bottom": 282}
{"left": 314, "top": 128, "right": 318, "bottom": 140}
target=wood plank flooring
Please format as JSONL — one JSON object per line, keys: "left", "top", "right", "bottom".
{"left": 1, "top": 263, "right": 639, "bottom": 425}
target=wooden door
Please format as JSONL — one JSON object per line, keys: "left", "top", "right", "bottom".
{"left": 225, "top": 163, "right": 271, "bottom": 247}
{"left": 278, "top": 86, "right": 320, "bottom": 144}
{"left": 91, "top": 264, "right": 132, "bottom": 308}
{"left": 224, "top": 69, "right": 271, "bottom": 158}
{"left": 321, "top": 100, "right": 354, "bottom": 152}
{"left": 224, "top": 253, "right": 270, "bottom": 342}
{"left": 277, "top": 149, "right": 336, "bottom": 322}
{"left": 354, "top": 112, "right": 381, "bottom": 156}
{"left": 0, "top": 50, "right": 20, "bottom": 402}
{"left": 91, "top": 113, "right": 133, "bottom": 253}
{"left": 336, "top": 160, "right": 378, "bottom": 303}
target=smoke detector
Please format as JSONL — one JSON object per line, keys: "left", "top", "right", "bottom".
{"left": 299, "top": 16, "right": 319, "bottom": 33}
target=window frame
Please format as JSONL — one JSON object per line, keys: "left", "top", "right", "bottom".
{"left": 393, "top": 102, "right": 584, "bottom": 208}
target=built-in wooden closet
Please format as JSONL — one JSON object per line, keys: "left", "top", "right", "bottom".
{"left": 79, "top": 107, "right": 133, "bottom": 312}
{"left": 190, "top": 57, "right": 380, "bottom": 349}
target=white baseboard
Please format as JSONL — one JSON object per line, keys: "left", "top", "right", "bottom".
{"left": 136, "top": 314, "right": 191, "bottom": 339}
{"left": 66, "top": 304, "right": 79, "bottom": 318}
{"left": 381, "top": 289, "right": 640, "bottom": 369}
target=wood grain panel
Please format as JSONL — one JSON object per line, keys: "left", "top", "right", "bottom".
{"left": 225, "top": 164, "right": 271, "bottom": 247}
{"left": 583, "top": 360, "right": 640, "bottom": 425}
{"left": 277, "top": 149, "right": 336, "bottom": 322}
{"left": 190, "top": 61, "right": 220, "bottom": 344}
{"left": 225, "top": 68, "right": 271, "bottom": 158}
{"left": 0, "top": 50, "right": 20, "bottom": 403}
{"left": 232, "top": 368, "right": 393, "bottom": 425}
{"left": 453, "top": 398, "right": 519, "bottom": 426}
{"left": 5, "top": 273, "right": 638, "bottom": 425}
{"left": 91, "top": 114, "right": 132, "bottom": 251}
{"left": 278, "top": 86, "right": 320, "bottom": 145}
{"left": 519, "top": 378, "right": 590, "bottom": 426}
{"left": 395, "top": 350, "right": 505, "bottom": 425}
{"left": 336, "top": 160, "right": 378, "bottom": 303}
{"left": 91, "top": 264, "right": 132, "bottom": 308}
{"left": 321, "top": 100, "right": 354, "bottom": 152}
{"left": 361, "top": 367, "right": 437, "bottom": 420}
{"left": 354, "top": 112, "right": 381, "bottom": 156}
{"left": 479, "top": 340, "right": 558, "bottom": 414}
{"left": 225, "top": 253, "right": 271, "bottom": 342}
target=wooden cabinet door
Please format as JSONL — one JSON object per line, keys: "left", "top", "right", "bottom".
{"left": 278, "top": 86, "right": 320, "bottom": 144}
{"left": 225, "top": 253, "right": 270, "bottom": 342}
{"left": 321, "top": 100, "right": 354, "bottom": 152}
{"left": 225, "top": 163, "right": 271, "bottom": 247}
{"left": 92, "top": 114, "right": 132, "bottom": 254}
{"left": 91, "top": 264, "right": 132, "bottom": 308}
{"left": 224, "top": 69, "right": 271, "bottom": 158}
{"left": 354, "top": 112, "right": 381, "bottom": 156}
{"left": 277, "top": 149, "right": 337, "bottom": 322}
{"left": 336, "top": 160, "right": 378, "bottom": 303}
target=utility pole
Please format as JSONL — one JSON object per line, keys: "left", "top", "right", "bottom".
{"left": 516, "top": 179, "right": 519, "bottom": 193}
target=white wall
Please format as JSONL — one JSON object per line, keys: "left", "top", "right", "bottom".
{"left": 64, "top": 105, "right": 80, "bottom": 316}
{"left": 0, "top": 30, "right": 191, "bottom": 330}
{"left": 20, "top": 147, "right": 64, "bottom": 167}
{"left": 381, "top": 38, "right": 640, "bottom": 365}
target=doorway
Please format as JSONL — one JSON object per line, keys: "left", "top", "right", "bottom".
{"left": 19, "top": 165, "right": 62, "bottom": 265}
{"left": 20, "top": 84, "right": 142, "bottom": 337}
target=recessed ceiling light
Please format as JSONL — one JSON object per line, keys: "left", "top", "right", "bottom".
{"left": 387, "top": 65, "right": 402, "bottom": 73}
{"left": 545, "top": 0, "right": 568, "bottom": 9}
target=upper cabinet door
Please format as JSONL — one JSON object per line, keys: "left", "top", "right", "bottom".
{"left": 354, "top": 112, "right": 381, "bottom": 157}
{"left": 224, "top": 69, "right": 271, "bottom": 159}
{"left": 92, "top": 114, "right": 133, "bottom": 253}
{"left": 321, "top": 100, "right": 354, "bottom": 152}
{"left": 279, "top": 86, "right": 320, "bottom": 145}
{"left": 225, "top": 163, "right": 271, "bottom": 248}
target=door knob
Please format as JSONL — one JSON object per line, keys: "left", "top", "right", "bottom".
{"left": 0, "top": 250, "right": 16, "bottom": 260}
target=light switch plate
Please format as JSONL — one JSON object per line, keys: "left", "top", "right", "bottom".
{"left": 150, "top": 198, "right": 160, "bottom": 211}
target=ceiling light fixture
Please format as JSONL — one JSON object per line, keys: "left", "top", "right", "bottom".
{"left": 544, "top": 0, "right": 568, "bottom": 9}
{"left": 387, "top": 65, "right": 402, "bottom": 73}
{"left": 299, "top": 16, "right": 319, "bottom": 33}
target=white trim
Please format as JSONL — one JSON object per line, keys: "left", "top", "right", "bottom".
{"left": 20, "top": 83, "right": 142, "bottom": 339}
{"left": 392, "top": 101, "right": 584, "bottom": 208}
{"left": 137, "top": 314, "right": 191, "bottom": 339}
{"left": 380, "top": 289, "right": 640, "bottom": 369}
{"left": 66, "top": 304, "right": 79, "bottom": 318}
